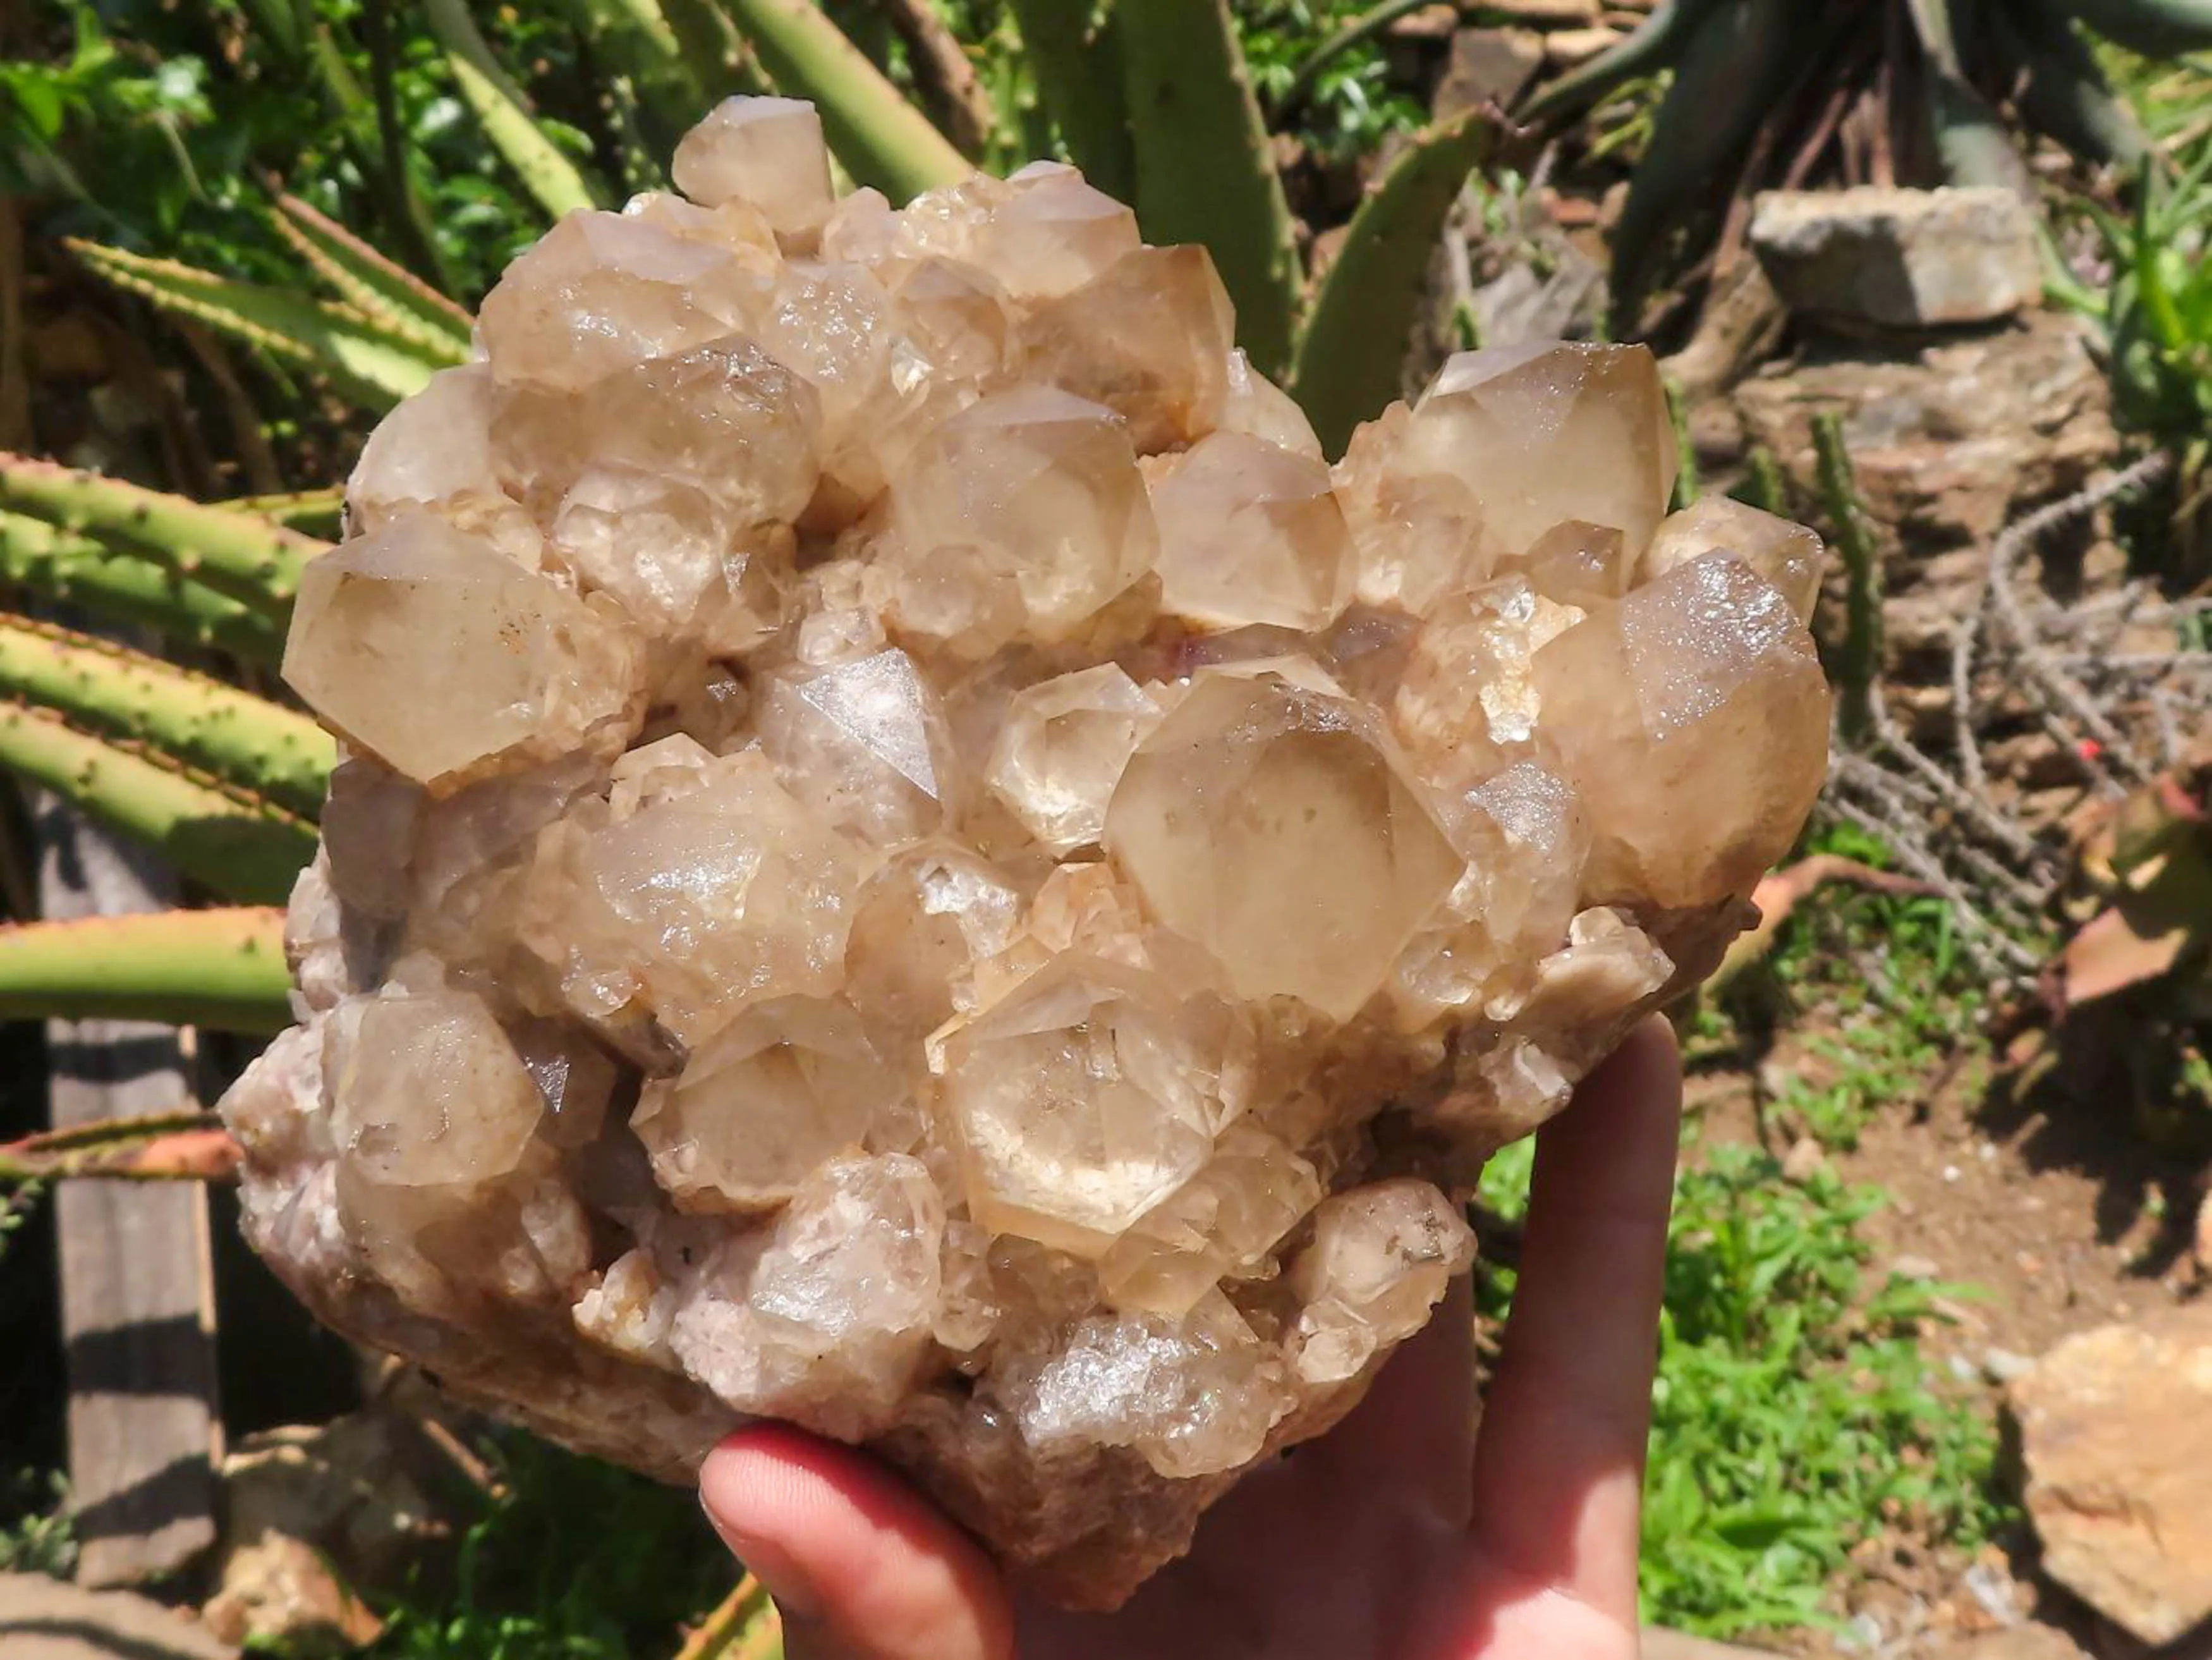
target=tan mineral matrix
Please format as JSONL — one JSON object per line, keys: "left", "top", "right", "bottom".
{"left": 222, "top": 95, "right": 1831, "bottom": 1609}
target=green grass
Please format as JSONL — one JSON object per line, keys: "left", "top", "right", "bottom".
{"left": 363, "top": 1436, "right": 731, "bottom": 1660}
{"left": 1479, "top": 1139, "right": 2006, "bottom": 1640}
{"left": 1713, "top": 821, "right": 1996, "bottom": 1150}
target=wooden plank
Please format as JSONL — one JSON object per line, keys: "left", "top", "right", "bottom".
{"left": 36, "top": 800, "right": 221, "bottom": 1587}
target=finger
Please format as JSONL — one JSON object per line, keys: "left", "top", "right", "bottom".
{"left": 699, "top": 1425, "right": 1015, "bottom": 1660}
{"left": 1465, "top": 1015, "right": 1682, "bottom": 1625}
{"left": 1297, "top": 1271, "right": 1476, "bottom": 1527}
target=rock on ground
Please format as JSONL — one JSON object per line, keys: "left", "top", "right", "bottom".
{"left": 1749, "top": 187, "right": 2042, "bottom": 329}
{"left": 1729, "top": 310, "right": 2117, "bottom": 556}
{"left": 2008, "top": 1303, "right": 2212, "bottom": 1645}
{"left": 0, "top": 1573, "right": 234, "bottom": 1659}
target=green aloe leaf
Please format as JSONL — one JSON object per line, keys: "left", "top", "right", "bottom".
{"left": 0, "top": 618, "right": 334, "bottom": 817}
{"left": 0, "top": 908, "right": 291, "bottom": 1035}
{"left": 1117, "top": 0, "right": 1302, "bottom": 376}
{"left": 0, "top": 704, "right": 314, "bottom": 906}
{"left": 423, "top": 0, "right": 602, "bottom": 221}
{"left": 1290, "top": 109, "right": 1494, "bottom": 456}
{"left": 0, "top": 513, "right": 286, "bottom": 666}
{"left": 271, "top": 193, "right": 475, "bottom": 360}
{"left": 0, "top": 453, "right": 321, "bottom": 616}
{"left": 67, "top": 240, "right": 446, "bottom": 412}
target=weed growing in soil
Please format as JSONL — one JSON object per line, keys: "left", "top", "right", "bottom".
{"left": 0, "top": 1470, "right": 75, "bottom": 1578}
{"left": 1727, "top": 824, "right": 1996, "bottom": 1150}
{"left": 1479, "top": 1140, "right": 2005, "bottom": 1639}
{"left": 368, "top": 1437, "right": 728, "bottom": 1660}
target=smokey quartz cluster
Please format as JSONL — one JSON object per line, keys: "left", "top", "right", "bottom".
{"left": 221, "top": 95, "right": 1832, "bottom": 1608}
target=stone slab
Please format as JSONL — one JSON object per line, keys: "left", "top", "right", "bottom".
{"left": 2009, "top": 1303, "right": 2212, "bottom": 1645}
{"left": 1749, "top": 186, "right": 2041, "bottom": 329}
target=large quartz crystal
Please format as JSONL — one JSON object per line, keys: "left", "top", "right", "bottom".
{"left": 226, "top": 97, "right": 1830, "bottom": 1612}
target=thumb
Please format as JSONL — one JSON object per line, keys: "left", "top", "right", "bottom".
{"left": 699, "top": 1425, "right": 1016, "bottom": 1660}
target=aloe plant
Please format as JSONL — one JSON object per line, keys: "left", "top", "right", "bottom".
{"left": 65, "top": 240, "right": 455, "bottom": 413}
{"left": 0, "top": 703, "right": 312, "bottom": 906}
{"left": 1524, "top": 0, "right": 2212, "bottom": 317}
{"left": 0, "top": 514, "right": 286, "bottom": 667}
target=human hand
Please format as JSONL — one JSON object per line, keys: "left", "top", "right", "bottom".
{"left": 698, "top": 1015, "right": 1684, "bottom": 1660}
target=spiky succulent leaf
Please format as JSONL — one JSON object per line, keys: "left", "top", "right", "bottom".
{"left": 0, "top": 908, "right": 290, "bottom": 1034}
{"left": 0, "top": 618, "right": 334, "bottom": 817}
{"left": 66, "top": 240, "right": 446, "bottom": 411}
{"left": 424, "top": 0, "right": 602, "bottom": 220}
{"left": 270, "top": 194, "right": 475, "bottom": 359}
{"left": 1520, "top": 0, "right": 1723, "bottom": 122}
{"left": 1005, "top": 0, "right": 1135, "bottom": 203}
{"left": 217, "top": 487, "right": 346, "bottom": 540}
{"left": 0, "top": 704, "right": 313, "bottom": 905}
{"left": 2064, "top": 0, "right": 2212, "bottom": 56}
{"left": 0, "top": 454, "right": 320, "bottom": 616}
{"left": 0, "top": 514, "right": 285, "bottom": 666}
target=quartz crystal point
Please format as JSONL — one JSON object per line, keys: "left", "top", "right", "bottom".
{"left": 235, "top": 97, "right": 1832, "bottom": 1614}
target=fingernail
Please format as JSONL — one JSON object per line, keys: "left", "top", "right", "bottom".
{"left": 700, "top": 1491, "right": 823, "bottom": 1618}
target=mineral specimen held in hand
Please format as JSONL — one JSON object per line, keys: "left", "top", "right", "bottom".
{"left": 226, "top": 97, "right": 1832, "bottom": 1611}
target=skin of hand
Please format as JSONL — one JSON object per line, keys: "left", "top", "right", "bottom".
{"left": 699, "top": 1015, "right": 1684, "bottom": 1660}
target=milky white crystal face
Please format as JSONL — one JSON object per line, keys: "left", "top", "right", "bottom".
{"left": 283, "top": 513, "right": 643, "bottom": 795}
{"left": 1150, "top": 432, "right": 1356, "bottom": 632}
{"left": 633, "top": 996, "right": 915, "bottom": 1212}
{"left": 939, "top": 958, "right": 1239, "bottom": 1256}
{"left": 886, "top": 386, "right": 1157, "bottom": 655}
{"left": 1105, "top": 672, "right": 1463, "bottom": 1020}
{"left": 1642, "top": 494, "right": 1826, "bottom": 623}
{"left": 671, "top": 95, "right": 834, "bottom": 236}
{"left": 1534, "top": 554, "right": 1830, "bottom": 908}
{"left": 1402, "top": 341, "right": 1677, "bottom": 568}
{"left": 233, "top": 95, "right": 1830, "bottom": 1616}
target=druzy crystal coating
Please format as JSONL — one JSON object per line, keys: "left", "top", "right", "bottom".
{"left": 228, "top": 97, "right": 1831, "bottom": 1610}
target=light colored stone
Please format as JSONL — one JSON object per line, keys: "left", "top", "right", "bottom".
{"left": 886, "top": 386, "right": 1157, "bottom": 657}
{"left": 1021, "top": 245, "right": 1234, "bottom": 451}
{"left": 1105, "top": 671, "right": 1462, "bottom": 1020}
{"left": 1749, "top": 186, "right": 2043, "bottom": 329}
{"left": 1286, "top": 1180, "right": 1475, "bottom": 1385}
{"left": 635, "top": 997, "right": 914, "bottom": 1212}
{"left": 476, "top": 209, "right": 762, "bottom": 390}
{"left": 2010, "top": 1304, "right": 2212, "bottom": 1645}
{"left": 672, "top": 96, "right": 834, "bottom": 237}
{"left": 986, "top": 665, "right": 1160, "bottom": 853}
{"left": 1219, "top": 349, "right": 1321, "bottom": 459}
{"left": 939, "top": 958, "right": 1243, "bottom": 1256}
{"left": 229, "top": 96, "right": 1828, "bottom": 1619}
{"left": 1151, "top": 432, "right": 1356, "bottom": 632}
{"left": 757, "top": 647, "right": 957, "bottom": 847}
{"left": 283, "top": 513, "right": 645, "bottom": 795}
{"left": 517, "top": 748, "right": 861, "bottom": 1049}
{"left": 1643, "top": 496, "right": 1824, "bottom": 623}
{"left": 1533, "top": 554, "right": 1830, "bottom": 908}
{"left": 1404, "top": 342, "right": 1677, "bottom": 569}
